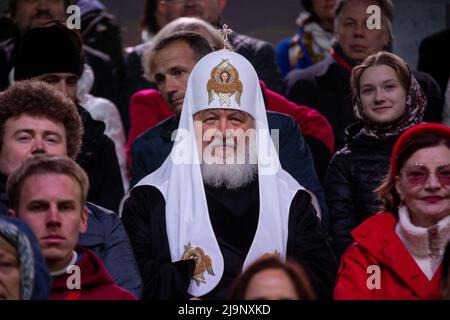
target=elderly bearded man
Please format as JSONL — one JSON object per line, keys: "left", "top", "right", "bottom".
{"left": 121, "top": 49, "right": 337, "bottom": 300}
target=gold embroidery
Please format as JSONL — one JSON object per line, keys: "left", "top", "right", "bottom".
{"left": 206, "top": 59, "right": 243, "bottom": 106}
{"left": 181, "top": 242, "right": 215, "bottom": 286}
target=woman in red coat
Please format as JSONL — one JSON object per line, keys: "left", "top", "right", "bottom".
{"left": 334, "top": 123, "right": 450, "bottom": 299}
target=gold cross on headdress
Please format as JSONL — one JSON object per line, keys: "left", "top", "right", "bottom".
{"left": 218, "top": 24, "right": 233, "bottom": 50}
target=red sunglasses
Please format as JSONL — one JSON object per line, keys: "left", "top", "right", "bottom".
{"left": 400, "top": 163, "right": 450, "bottom": 186}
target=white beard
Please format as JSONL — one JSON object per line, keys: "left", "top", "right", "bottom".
{"left": 200, "top": 139, "right": 258, "bottom": 189}
{"left": 201, "top": 162, "right": 258, "bottom": 190}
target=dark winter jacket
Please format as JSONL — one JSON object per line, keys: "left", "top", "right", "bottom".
{"left": 76, "top": 105, "right": 124, "bottom": 212}
{"left": 285, "top": 53, "right": 443, "bottom": 151}
{"left": 324, "top": 123, "right": 399, "bottom": 261}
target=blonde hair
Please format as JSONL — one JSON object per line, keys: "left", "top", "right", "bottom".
{"left": 7, "top": 154, "right": 89, "bottom": 211}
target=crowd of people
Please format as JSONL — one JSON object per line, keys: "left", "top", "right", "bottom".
{"left": 1, "top": 0, "right": 450, "bottom": 300}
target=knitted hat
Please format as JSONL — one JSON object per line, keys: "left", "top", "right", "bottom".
{"left": 14, "top": 24, "right": 84, "bottom": 81}
{"left": 390, "top": 123, "right": 450, "bottom": 177}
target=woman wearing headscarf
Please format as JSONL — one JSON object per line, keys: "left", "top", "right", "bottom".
{"left": 0, "top": 216, "right": 51, "bottom": 300}
{"left": 325, "top": 51, "right": 427, "bottom": 261}
{"left": 334, "top": 123, "right": 450, "bottom": 299}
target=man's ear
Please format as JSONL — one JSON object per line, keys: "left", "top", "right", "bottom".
{"left": 8, "top": 209, "right": 17, "bottom": 217}
{"left": 78, "top": 206, "right": 89, "bottom": 235}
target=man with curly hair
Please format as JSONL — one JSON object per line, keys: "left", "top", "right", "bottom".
{"left": 0, "top": 80, "right": 142, "bottom": 298}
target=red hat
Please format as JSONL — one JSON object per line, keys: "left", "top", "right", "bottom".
{"left": 390, "top": 123, "right": 450, "bottom": 177}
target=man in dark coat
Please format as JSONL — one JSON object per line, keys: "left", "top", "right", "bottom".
{"left": 0, "top": 80, "right": 142, "bottom": 298}
{"left": 13, "top": 23, "right": 124, "bottom": 212}
{"left": 122, "top": 47, "right": 336, "bottom": 300}
{"left": 286, "top": 0, "right": 442, "bottom": 151}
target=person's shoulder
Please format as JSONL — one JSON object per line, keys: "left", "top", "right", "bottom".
{"left": 131, "top": 88, "right": 162, "bottom": 100}
{"left": 412, "top": 69, "right": 439, "bottom": 86}
{"left": 127, "top": 184, "right": 165, "bottom": 206}
{"left": 420, "top": 29, "right": 450, "bottom": 47}
{"left": 133, "top": 116, "right": 175, "bottom": 147}
{"left": 285, "top": 56, "right": 333, "bottom": 83}
{"left": 87, "top": 202, "right": 116, "bottom": 218}
{"left": 125, "top": 42, "right": 149, "bottom": 60}
{"left": 230, "top": 32, "right": 271, "bottom": 51}
{"left": 130, "top": 88, "right": 166, "bottom": 107}
{"left": 351, "top": 212, "right": 397, "bottom": 242}
{"left": 77, "top": 104, "right": 106, "bottom": 135}
{"left": 266, "top": 110, "right": 296, "bottom": 122}
{"left": 266, "top": 111, "right": 298, "bottom": 128}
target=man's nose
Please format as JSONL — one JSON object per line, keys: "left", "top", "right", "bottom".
{"left": 37, "top": 0, "right": 50, "bottom": 10}
{"left": 46, "top": 205, "right": 61, "bottom": 226}
{"left": 31, "top": 138, "right": 46, "bottom": 154}
{"left": 353, "top": 23, "right": 366, "bottom": 38}
{"left": 54, "top": 80, "right": 68, "bottom": 97}
{"left": 165, "top": 76, "right": 180, "bottom": 93}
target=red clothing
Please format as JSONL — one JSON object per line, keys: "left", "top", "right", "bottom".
{"left": 126, "top": 82, "right": 334, "bottom": 167}
{"left": 334, "top": 213, "right": 443, "bottom": 300}
{"left": 51, "top": 247, "right": 137, "bottom": 300}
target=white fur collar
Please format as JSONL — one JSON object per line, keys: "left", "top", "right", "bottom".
{"left": 396, "top": 206, "right": 450, "bottom": 259}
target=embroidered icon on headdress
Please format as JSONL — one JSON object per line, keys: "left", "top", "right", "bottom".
{"left": 207, "top": 59, "right": 243, "bottom": 106}
{"left": 181, "top": 242, "right": 215, "bottom": 286}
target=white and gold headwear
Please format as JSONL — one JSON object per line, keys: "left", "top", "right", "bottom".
{"left": 133, "top": 49, "right": 318, "bottom": 297}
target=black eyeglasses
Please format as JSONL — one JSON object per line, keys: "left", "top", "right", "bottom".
{"left": 400, "top": 163, "right": 450, "bottom": 186}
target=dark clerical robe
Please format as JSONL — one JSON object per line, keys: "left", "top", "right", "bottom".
{"left": 122, "top": 179, "right": 337, "bottom": 300}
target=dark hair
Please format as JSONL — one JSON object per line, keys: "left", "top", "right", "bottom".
{"left": 0, "top": 80, "right": 83, "bottom": 160}
{"left": 7, "top": 154, "right": 89, "bottom": 212}
{"left": 442, "top": 240, "right": 450, "bottom": 299}
{"left": 147, "top": 31, "right": 213, "bottom": 80}
{"left": 377, "top": 133, "right": 450, "bottom": 213}
{"left": 9, "top": 0, "right": 73, "bottom": 17}
{"left": 228, "top": 256, "right": 317, "bottom": 300}
{"left": 141, "top": 0, "right": 162, "bottom": 35}
{"left": 351, "top": 51, "right": 411, "bottom": 98}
